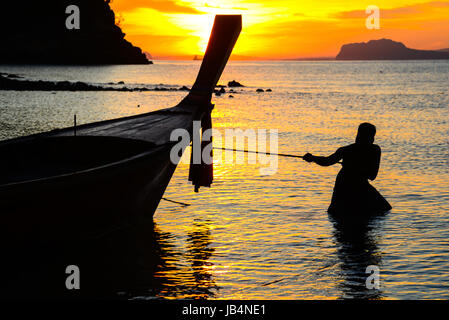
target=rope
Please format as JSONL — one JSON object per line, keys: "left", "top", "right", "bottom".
{"left": 161, "top": 197, "right": 191, "bottom": 206}
{"left": 213, "top": 147, "right": 304, "bottom": 159}
{"left": 163, "top": 146, "right": 341, "bottom": 207}
{"left": 214, "top": 147, "right": 342, "bottom": 164}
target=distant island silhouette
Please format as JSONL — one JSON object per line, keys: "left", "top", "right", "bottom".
{"left": 336, "top": 39, "right": 449, "bottom": 60}
{"left": 0, "top": 1, "right": 150, "bottom": 65}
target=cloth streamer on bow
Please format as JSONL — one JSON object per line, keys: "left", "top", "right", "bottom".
{"left": 188, "top": 106, "right": 214, "bottom": 192}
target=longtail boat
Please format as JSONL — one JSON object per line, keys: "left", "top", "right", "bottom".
{"left": 0, "top": 15, "right": 242, "bottom": 246}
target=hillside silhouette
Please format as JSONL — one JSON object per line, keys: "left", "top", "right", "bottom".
{"left": 0, "top": 0, "right": 150, "bottom": 64}
{"left": 337, "top": 39, "right": 449, "bottom": 60}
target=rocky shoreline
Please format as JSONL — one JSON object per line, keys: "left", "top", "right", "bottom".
{"left": 0, "top": 73, "right": 187, "bottom": 92}
{"left": 0, "top": 73, "right": 273, "bottom": 95}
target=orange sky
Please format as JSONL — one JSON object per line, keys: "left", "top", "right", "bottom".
{"left": 110, "top": 0, "right": 449, "bottom": 59}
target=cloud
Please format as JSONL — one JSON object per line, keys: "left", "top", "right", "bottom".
{"left": 334, "top": 1, "right": 449, "bottom": 19}
{"left": 111, "top": 0, "right": 201, "bottom": 14}
{"left": 203, "top": 3, "right": 248, "bottom": 11}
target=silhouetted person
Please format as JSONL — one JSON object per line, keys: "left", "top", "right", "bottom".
{"left": 303, "top": 123, "right": 391, "bottom": 217}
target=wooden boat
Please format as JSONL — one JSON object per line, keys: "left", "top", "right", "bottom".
{"left": 0, "top": 15, "right": 242, "bottom": 246}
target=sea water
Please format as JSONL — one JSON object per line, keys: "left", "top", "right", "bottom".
{"left": 1, "top": 60, "right": 448, "bottom": 299}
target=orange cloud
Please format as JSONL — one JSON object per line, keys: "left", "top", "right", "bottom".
{"left": 335, "top": 1, "right": 449, "bottom": 19}
{"left": 111, "top": 0, "right": 201, "bottom": 14}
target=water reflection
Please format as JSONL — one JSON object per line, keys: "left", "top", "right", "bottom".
{"left": 0, "top": 218, "right": 218, "bottom": 299}
{"left": 152, "top": 219, "right": 219, "bottom": 299}
{"left": 329, "top": 214, "right": 386, "bottom": 299}
{"left": 184, "top": 220, "right": 218, "bottom": 299}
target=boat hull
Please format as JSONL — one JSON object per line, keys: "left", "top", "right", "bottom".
{"left": 0, "top": 139, "right": 177, "bottom": 247}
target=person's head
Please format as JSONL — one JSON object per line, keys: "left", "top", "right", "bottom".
{"left": 355, "top": 122, "right": 376, "bottom": 144}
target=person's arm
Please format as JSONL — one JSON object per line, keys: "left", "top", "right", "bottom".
{"left": 303, "top": 148, "right": 343, "bottom": 167}
{"left": 367, "top": 145, "right": 381, "bottom": 180}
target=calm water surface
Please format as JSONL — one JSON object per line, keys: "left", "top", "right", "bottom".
{"left": 1, "top": 61, "right": 449, "bottom": 299}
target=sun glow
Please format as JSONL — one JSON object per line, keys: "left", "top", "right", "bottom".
{"left": 166, "top": 14, "right": 215, "bottom": 54}
{"left": 167, "top": 1, "right": 266, "bottom": 56}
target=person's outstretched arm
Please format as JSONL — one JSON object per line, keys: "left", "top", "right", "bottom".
{"left": 303, "top": 148, "right": 343, "bottom": 166}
